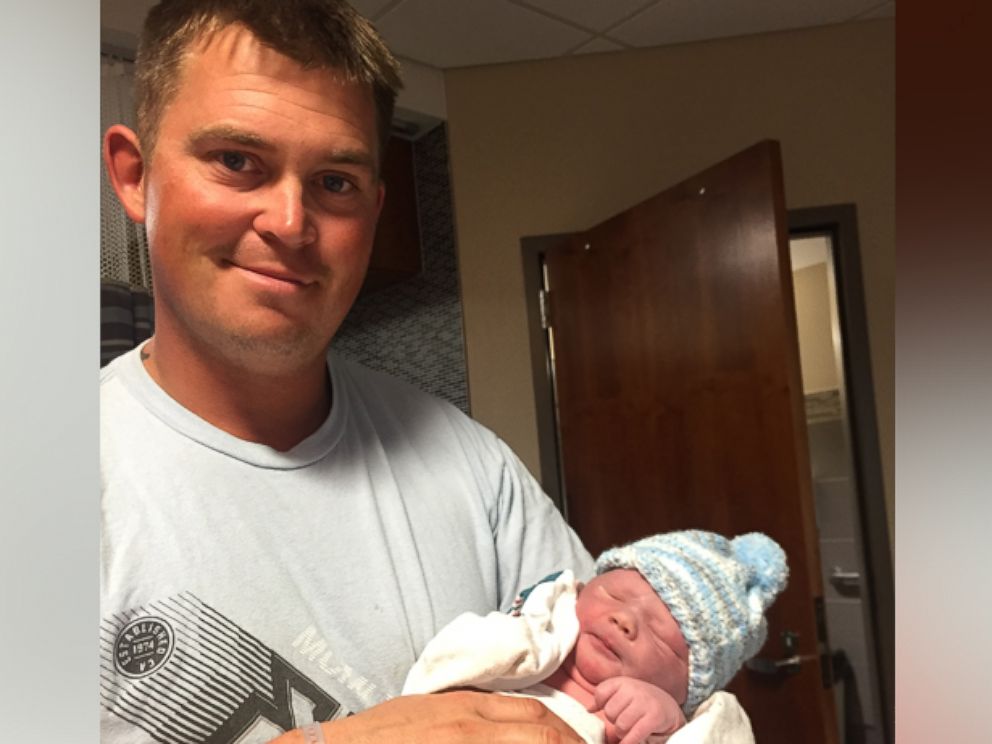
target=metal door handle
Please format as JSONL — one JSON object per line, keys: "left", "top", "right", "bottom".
{"left": 829, "top": 566, "right": 861, "bottom": 591}
{"left": 745, "top": 654, "right": 816, "bottom": 676}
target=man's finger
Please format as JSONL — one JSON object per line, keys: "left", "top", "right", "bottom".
{"left": 474, "top": 693, "right": 584, "bottom": 742}
{"left": 488, "top": 721, "right": 586, "bottom": 744}
{"left": 475, "top": 692, "right": 555, "bottom": 721}
{"left": 280, "top": 692, "right": 586, "bottom": 744}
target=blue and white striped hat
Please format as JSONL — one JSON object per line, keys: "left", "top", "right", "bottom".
{"left": 595, "top": 530, "right": 788, "bottom": 715}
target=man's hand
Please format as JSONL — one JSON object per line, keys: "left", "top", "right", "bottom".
{"left": 590, "top": 677, "right": 686, "bottom": 744}
{"left": 269, "top": 690, "right": 585, "bottom": 743}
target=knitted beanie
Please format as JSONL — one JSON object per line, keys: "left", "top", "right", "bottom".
{"left": 595, "top": 530, "right": 788, "bottom": 715}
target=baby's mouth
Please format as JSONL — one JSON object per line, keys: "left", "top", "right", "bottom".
{"left": 587, "top": 632, "right": 619, "bottom": 660}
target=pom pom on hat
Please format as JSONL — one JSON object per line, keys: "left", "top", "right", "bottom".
{"left": 595, "top": 530, "right": 788, "bottom": 715}
{"left": 732, "top": 532, "right": 788, "bottom": 603}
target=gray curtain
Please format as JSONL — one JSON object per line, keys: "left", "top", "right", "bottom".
{"left": 101, "top": 280, "right": 154, "bottom": 367}
{"left": 100, "top": 55, "right": 153, "bottom": 292}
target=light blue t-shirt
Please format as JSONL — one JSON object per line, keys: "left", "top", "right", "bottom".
{"left": 100, "top": 345, "right": 593, "bottom": 744}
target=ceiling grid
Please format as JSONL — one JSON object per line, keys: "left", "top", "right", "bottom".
{"left": 103, "top": 0, "right": 895, "bottom": 70}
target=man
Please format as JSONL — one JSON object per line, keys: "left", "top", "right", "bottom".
{"left": 100, "top": 1, "right": 593, "bottom": 742}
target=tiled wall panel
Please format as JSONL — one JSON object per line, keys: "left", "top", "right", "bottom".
{"left": 333, "top": 125, "right": 470, "bottom": 414}
{"left": 808, "top": 414, "right": 882, "bottom": 742}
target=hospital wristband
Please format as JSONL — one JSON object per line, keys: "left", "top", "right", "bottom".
{"left": 300, "top": 722, "right": 327, "bottom": 744}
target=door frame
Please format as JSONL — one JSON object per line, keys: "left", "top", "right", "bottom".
{"left": 521, "top": 203, "right": 893, "bottom": 743}
{"left": 788, "top": 205, "right": 893, "bottom": 744}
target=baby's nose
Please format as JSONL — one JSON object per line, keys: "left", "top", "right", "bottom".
{"left": 609, "top": 610, "right": 637, "bottom": 638}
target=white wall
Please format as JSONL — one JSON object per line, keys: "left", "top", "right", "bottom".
{"left": 444, "top": 19, "right": 894, "bottom": 535}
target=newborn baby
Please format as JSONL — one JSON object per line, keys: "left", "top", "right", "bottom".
{"left": 404, "top": 530, "right": 788, "bottom": 744}
{"left": 542, "top": 566, "right": 692, "bottom": 742}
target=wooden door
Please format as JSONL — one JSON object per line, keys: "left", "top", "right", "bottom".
{"left": 542, "top": 141, "right": 837, "bottom": 744}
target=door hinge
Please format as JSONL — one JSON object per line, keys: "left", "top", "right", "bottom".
{"left": 814, "top": 596, "right": 835, "bottom": 688}
{"left": 539, "top": 289, "right": 553, "bottom": 330}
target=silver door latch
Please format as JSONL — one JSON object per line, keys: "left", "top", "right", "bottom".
{"left": 829, "top": 566, "right": 861, "bottom": 591}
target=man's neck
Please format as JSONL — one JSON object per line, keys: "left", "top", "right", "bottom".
{"left": 141, "top": 331, "right": 331, "bottom": 452}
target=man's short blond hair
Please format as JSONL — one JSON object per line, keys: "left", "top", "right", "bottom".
{"left": 134, "top": 0, "right": 403, "bottom": 166}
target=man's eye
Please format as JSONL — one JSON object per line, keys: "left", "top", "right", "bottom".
{"left": 220, "top": 151, "right": 248, "bottom": 171}
{"left": 321, "top": 175, "right": 354, "bottom": 194}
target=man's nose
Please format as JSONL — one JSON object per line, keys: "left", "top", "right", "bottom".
{"left": 252, "top": 179, "right": 317, "bottom": 249}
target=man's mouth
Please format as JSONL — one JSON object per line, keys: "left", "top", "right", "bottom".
{"left": 226, "top": 260, "right": 314, "bottom": 288}
{"left": 249, "top": 268, "right": 305, "bottom": 285}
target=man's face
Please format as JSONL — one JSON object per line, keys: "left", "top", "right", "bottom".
{"left": 571, "top": 569, "right": 690, "bottom": 704}
{"left": 140, "top": 24, "right": 384, "bottom": 372}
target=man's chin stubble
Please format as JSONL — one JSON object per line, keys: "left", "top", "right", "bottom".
{"left": 201, "top": 322, "right": 332, "bottom": 377}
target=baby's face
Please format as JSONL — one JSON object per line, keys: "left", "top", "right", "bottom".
{"left": 572, "top": 569, "right": 689, "bottom": 703}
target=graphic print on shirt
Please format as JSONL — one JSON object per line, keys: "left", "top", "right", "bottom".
{"left": 100, "top": 593, "right": 345, "bottom": 744}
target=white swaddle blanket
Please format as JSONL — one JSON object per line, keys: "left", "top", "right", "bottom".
{"left": 403, "top": 571, "right": 755, "bottom": 744}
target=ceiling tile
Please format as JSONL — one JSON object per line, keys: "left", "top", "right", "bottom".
{"left": 101, "top": 0, "right": 398, "bottom": 41}
{"left": 349, "top": 0, "right": 400, "bottom": 21}
{"left": 512, "top": 0, "right": 654, "bottom": 32}
{"left": 853, "top": 2, "right": 896, "bottom": 20}
{"left": 99, "top": 0, "right": 894, "bottom": 73}
{"left": 571, "top": 37, "right": 627, "bottom": 56}
{"left": 611, "top": 0, "right": 883, "bottom": 49}
{"left": 375, "top": 0, "right": 588, "bottom": 68}
{"left": 101, "top": 0, "right": 156, "bottom": 36}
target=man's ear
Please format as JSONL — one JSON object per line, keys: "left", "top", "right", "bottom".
{"left": 103, "top": 124, "right": 147, "bottom": 224}
{"left": 374, "top": 179, "right": 385, "bottom": 219}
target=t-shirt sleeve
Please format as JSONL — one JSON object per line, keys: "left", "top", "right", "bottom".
{"left": 490, "top": 437, "right": 594, "bottom": 610}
